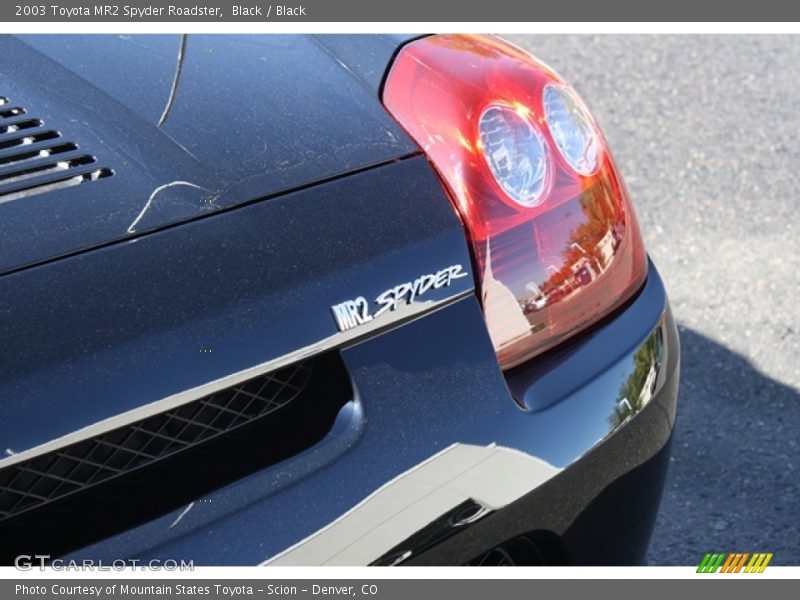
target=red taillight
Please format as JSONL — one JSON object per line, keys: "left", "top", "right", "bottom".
{"left": 383, "top": 35, "right": 647, "bottom": 369}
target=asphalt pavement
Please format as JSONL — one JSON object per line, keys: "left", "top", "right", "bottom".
{"left": 506, "top": 35, "right": 800, "bottom": 565}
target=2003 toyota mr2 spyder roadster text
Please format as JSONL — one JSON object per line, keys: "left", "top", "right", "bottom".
{"left": 0, "top": 34, "right": 679, "bottom": 566}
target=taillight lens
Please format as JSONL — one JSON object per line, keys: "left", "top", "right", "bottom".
{"left": 383, "top": 35, "right": 647, "bottom": 369}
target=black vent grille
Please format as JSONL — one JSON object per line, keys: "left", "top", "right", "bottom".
{"left": 0, "top": 359, "right": 314, "bottom": 521}
{"left": 0, "top": 96, "right": 112, "bottom": 202}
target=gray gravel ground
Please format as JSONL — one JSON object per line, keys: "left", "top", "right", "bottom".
{"left": 506, "top": 35, "right": 800, "bottom": 565}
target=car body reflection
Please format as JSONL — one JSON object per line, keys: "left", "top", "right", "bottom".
{"left": 265, "top": 443, "right": 560, "bottom": 566}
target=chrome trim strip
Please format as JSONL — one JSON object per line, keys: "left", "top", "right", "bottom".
{"left": 0, "top": 289, "right": 474, "bottom": 470}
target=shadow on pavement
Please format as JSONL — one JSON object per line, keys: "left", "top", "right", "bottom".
{"left": 647, "top": 325, "right": 800, "bottom": 565}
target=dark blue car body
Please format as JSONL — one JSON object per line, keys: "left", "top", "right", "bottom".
{"left": 0, "top": 34, "right": 678, "bottom": 565}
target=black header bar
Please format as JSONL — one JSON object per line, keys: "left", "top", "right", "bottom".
{"left": 3, "top": 0, "right": 800, "bottom": 23}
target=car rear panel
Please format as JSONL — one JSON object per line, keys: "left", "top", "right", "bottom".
{"left": 0, "top": 152, "right": 482, "bottom": 560}
{"left": 0, "top": 154, "right": 472, "bottom": 459}
{"left": 0, "top": 34, "right": 679, "bottom": 566}
{"left": 30, "top": 262, "right": 675, "bottom": 566}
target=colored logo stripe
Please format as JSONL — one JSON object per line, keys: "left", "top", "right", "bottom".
{"left": 720, "top": 553, "right": 749, "bottom": 573}
{"left": 698, "top": 552, "right": 773, "bottom": 573}
{"left": 697, "top": 553, "right": 725, "bottom": 573}
{"left": 733, "top": 553, "right": 750, "bottom": 572}
{"left": 745, "top": 553, "right": 773, "bottom": 573}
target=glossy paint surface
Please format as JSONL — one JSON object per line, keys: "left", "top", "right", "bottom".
{"left": 0, "top": 156, "right": 473, "bottom": 458}
{"left": 0, "top": 35, "right": 417, "bottom": 274}
{"left": 61, "top": 264, "right": 677, "bottom": 564}
{"left": 0, "top": 34, "right": 679, "bottom": 565}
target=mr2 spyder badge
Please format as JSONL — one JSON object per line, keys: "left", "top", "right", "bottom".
{"left": 331, "top": 264, "right": 469, "bottom": 332}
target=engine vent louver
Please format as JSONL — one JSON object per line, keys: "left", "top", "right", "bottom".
{"left": 0, "top": 96, "right": 112, "bottom": 203}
